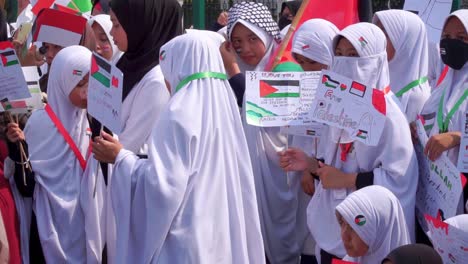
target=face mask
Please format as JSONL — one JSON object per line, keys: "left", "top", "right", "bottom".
{"left": 331, "top": 55, "right": 386, "bottom": 89}
{"left": 278, "top": 16, "right": 291, "bottom": 30}
{"left": 440, "top": 38, "right": 468, "bottom": 70}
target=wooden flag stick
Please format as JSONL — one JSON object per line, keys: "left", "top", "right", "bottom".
{"left": 269, "top": 0, "right": 310, "bottom": 70}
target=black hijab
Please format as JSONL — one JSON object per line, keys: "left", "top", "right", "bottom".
{"left": 0, "top": 10, "right": 7, "bottom": 41}
{"left": 111, "top": 0, "right": 183, "bottom": 101}
{"left": 381, "top": 244, "right": 443, "bottom": 264}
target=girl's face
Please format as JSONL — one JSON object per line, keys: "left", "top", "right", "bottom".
{"left": 375, "top": 20, "right": 396, "bottom": 61}
{"left": 69, "top": 74, "right": 89, "bottom": 109}
{"left": 110, "top": 10, "right": 128, "bottom": 52}
{"left": 92, "top": 22, "right": 113, "bottom": 61}
{"left": 231, "top": 23, "right": 267, "bottom": 66}
{"left": 336, "top": 212, "right": 369, "bottom": 258}
{"left": 334, "top": 37, "right": 359, "bottom": 57}
{"left": 442, "top": 17, "right": 468, "bottom": 43}
{"left": 293, "top": 53, "right": 328, "bottom": 71}
{"left": 44, "top": 43, "right": 63, "bottom": 66}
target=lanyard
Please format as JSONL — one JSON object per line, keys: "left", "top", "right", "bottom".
{"left": 395, "top": 76, "right": 428, "bottom": 97}
{"left": 437, "top": 87, "right": 468, "bottom": 133}
{"left": 45, "top": 104, "right": 87, "bottom": 170}
{"left": 175, "top": 72, "right": 227, "bottom": 92}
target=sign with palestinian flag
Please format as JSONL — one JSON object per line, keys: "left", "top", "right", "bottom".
{"left": 245, "top": 71, "right": 321, "bottom": 127}
{"left": 32, "top": 8, "right": 87, "bottom": 47}
{"left": 88, "top": 52, "right": 123, "bottom": 133}
{"left": 280, "top": 122, "right": 324, "bottom": 139}
{"left": 310, "top": 70, "right": 386, "bottom": 146}
{"left": 425, "top": 214, "right": 468, "bottom": 264}
{"left": 0, "top": 42, "right": 31, "bottom": 103}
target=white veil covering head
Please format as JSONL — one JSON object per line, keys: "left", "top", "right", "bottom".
{"left": 373, "top": 10, "right": 431, "bottom": 122}
{"left": 110, "top": 32, "right": 264, "bottom": 263}
{"left": 329, "top": 22, "right": 391, "bottom": 143}
{"left": 227, "top": 1, "right": 280, "bottom": 71}
{"left": 24, "top": 45, "right": 91, "bottom": 262}
{"left": 420, "top": 9, "right": 468, "bottom": 166}
{"left": 292, "top": 19, "right": 339, "bottom": 66}
{"left": 335, "top": 185, "right": 411, "bottom": 264}
{"left": 89, "top": 14, "right": 123, "bottom": 64}
{"left": 445, "top": 214, "right": 468, "bottom": 231}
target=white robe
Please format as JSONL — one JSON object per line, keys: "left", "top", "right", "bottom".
{"left": 308, "top": 23, "right": 418, "bottom": 259}
{"left": 336, "top": 186, "right": 411, "bottom": 264}
{"left": 373, "top": 10, "right": 431, "bottom": 122}
{"left": 81, "top": 64, "right": 170, "bottom": 263}
{"left": 25, "top": 46, "right": 92, "bottom": 263}
{"left": 229, "top": 18, "right": 302, "bottom": 263}
{"left": 110, "top": 32, "right": 264, "bottom": 263}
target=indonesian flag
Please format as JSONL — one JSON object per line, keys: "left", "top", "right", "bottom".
{"left": 32, "top": 0, "right": 92, "bottom": 15}
{"left": 91, "top": 54, "right": 112, "bottom": 88}
{"left": 32, "top": 8, "right": 87, "bottom": 47}
{"left": 0, "top": 42, "right": 19, "bottom": 67}
{"left": 268, "top": 0, "right": 359, "bottom": 70}
{"left": 260, "top": 80, "right": 300, "bottom": 98}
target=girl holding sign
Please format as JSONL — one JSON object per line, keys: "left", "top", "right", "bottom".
{"left": 91, "top": 32, "right": 264, "bottom": 264}
{"left": 7, "top": 46, "right": 92, "bottom": 263}
{"left": 220, "top": 2, "right": 305, "bottom": 263}
{"left": 373, "top": 10, "right": 432, "bottom": 123}
{"left": 279, "top": 23, "right": 418, "bottom": 263}
{"left": 335, "top": 185, "right": 410, "bottom": 264}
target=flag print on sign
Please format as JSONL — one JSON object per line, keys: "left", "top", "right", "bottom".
{"left": 356, "top": 129, "right": 368, "bottom": 139}
{"left": 91, "top": 54, "right": 111, "bottom": 88}
{"left": 259, "top": 80, "right": 300, "bottom": 98}
{"left": 0, "top": 50, "right": 19, "bottom": 67}
{"left": 322, "top": 75, "right": 339, "bottom": 89}
{"left": 349, "top": 81, "right": 366, "bottom": 97}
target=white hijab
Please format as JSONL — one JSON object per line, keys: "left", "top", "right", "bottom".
{"left": 89, "top": 14, "right": 123, "bottom": 64}
{"left": 24, "top": 45, "right": 91, "bottom": 263}
{"left": 110, "top": 32, "right": 264, "bottom": 263}
{"left": 292, "top": 19, "right": 339, "bottom": 66}
{"left": 445, "top": 214, "right": 468, "bottom": 231}
{"left": 227, "top": 4, "right": 303, "bottom": 264}
{"left": 336, "top": 185, "right": 411, "bottom": 264}
{"left": 373, "top": 10, "right": 431, "bottom": 122}
{"left": 420, "top": 9, "right": 468, "bottom": 166}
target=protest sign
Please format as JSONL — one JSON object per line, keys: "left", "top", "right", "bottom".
{"left": 2, "top": 67, "right": 44, "bottom": 113}
{"left": 87, "top": 53, "right": 123, "bottom": 133}
{"left": 457, "top": 112, "right": 468, "bottom": 173}
{"left": 0, "top": 42, "right": 31, "bottom": 103}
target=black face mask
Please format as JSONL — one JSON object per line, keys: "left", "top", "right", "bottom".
{"left": 440, "top": 38, "right": 468, "bottom": 70}
{"left": 278, "top": 15, "right": 291, "bottom": 30}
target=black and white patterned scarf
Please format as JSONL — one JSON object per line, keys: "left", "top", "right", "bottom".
{"left": 227, "top": 1, "right": 281, "bottom": 43}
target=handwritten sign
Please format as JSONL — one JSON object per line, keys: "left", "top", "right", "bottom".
{"left": 3, "top": 67, "right": 44, "bottom": 114}
{"left": 426, "top": 214, "right": 468, "bottom": 264}
{"left": 88, "top": 53, "right": 122, "bottom": 133}
{"left": 245, "top": 71, "right": 321, "bottom": 127}
{"left": 457, "top": 112, "right": 468, "bottom": 173}
{"left": 415, "top": 118, "right": 466, "bottom": 230}
{"left": 404, "top": 0, "right": 453, "bottom": 43}
{"left": 309, "top": 70, "right": 386, "bottom": 146}
{"left": 0, "top": 42, "right": 31, "bottom": 102}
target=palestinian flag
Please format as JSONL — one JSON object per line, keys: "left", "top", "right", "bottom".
{"left": 1, "top": 98, "right": 12, "bottom": 110}
{"left": 356, "top": 129, "right": 368, "bottom": 140}
{"left": 91, "top": 54, "right": 111, "bottom": 88}
{"left": 354, "top": 215, "right": 366, "bottom": 226}
{"left": 53, "top": 3, "right": 82, "bottom": 15}
{"left": 32, "top": 0, "right": 92, "bottom": 15}
{"left": 306, "top": 130, "right": 316, "bottom": 136}
{"left": 32, "top": 8, "right": 87, "bottom": 47}
{"left": 349, "top": 81, "right": 367, "bottom": 97}
{"left": 259, "top": 80, "right": 300, "bottom": 98}
{"left": 0, "top": 50, "right": 19, "bottom": 67}
{"left": 321, "top": 75, "right": 339, "bottom": 89}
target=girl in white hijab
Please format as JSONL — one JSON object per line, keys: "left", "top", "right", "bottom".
{"left": 222, "top": 2, "right": 304, "bottom": 263}
{"left": 373, "top": 10, "right": 431, "bottom": 123}
{"left": 89, "top": 14, "right": 123, "bottom": 64}
{"left": 280, "top": 23, "right": 418, "bottom": 263}
{"left": 91, "top": 32, "right": 264, "bottom": 263}
{"left": 24, "top": 45, "right": 92, "bottom": 263}
{"left": 335, "top": 185, "right": 411, "bottom": 264}
{"left": 420, "top": 10, "right": 467, "bottom": 168}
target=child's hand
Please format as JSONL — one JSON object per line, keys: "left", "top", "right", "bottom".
{"left": 278, "top": 147, "right": 313, "bottom": 172}
{"left": 92, "top": 131, "right": 122, "bottom": 164}
{"left": 6, "top": 123, "right": 25, "bottom": 143}
{"left": 316, "top": 161, "right": 357, "bottom": 189}
{"left": 301, "top": 170, "right": 315, "bottom": 196}
{"left": 217, "top": 11, "right": 228, "bottom": 26}
{"left": 220, "top": 41, "right": 240, "bottom": 77}
{"left": 424, "top": 132, "right": 461, "bottom": 161}
{"left": 409, "top": 121, "right": 419, "bottom": 144}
